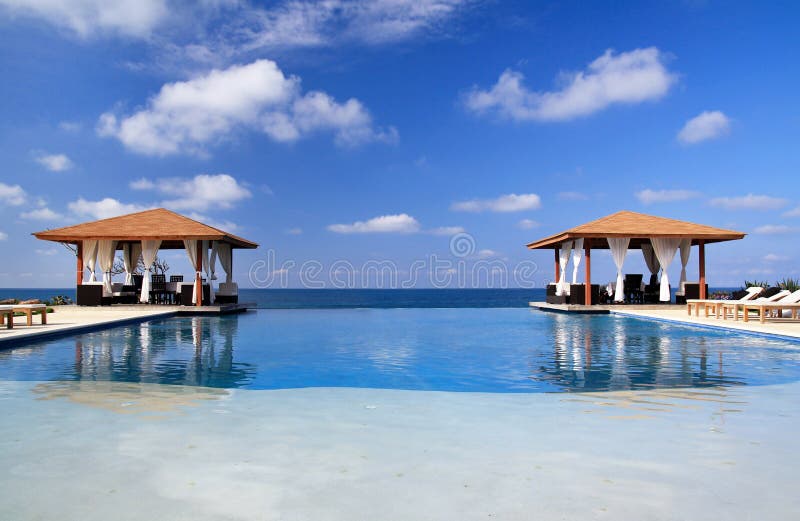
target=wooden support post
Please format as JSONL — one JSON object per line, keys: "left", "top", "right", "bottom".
{"left": 554, "top": 248, "right": 559, "bottom": 284}
{"left": 584, "top": 244, "right": 591, "bottom": 305}
{"left": 196, "top": 241, "right": 203, "bottom": 308}
{"left": 75, "top": 241, "right": 83, "bottom": 286}
{"left": 698, "top": 240, "right": 706, "bottom": 300}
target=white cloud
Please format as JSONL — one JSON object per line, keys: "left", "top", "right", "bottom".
{"left": 285, "top": 227, "right": 303, "bottom": 235}
{"left": 35, "top": 248, "right": 58, "bottom": 256}
{"left": 476, "top": 249, "right": 500, "bottom": 259}
{"left": 763, "top": 253, "right": 789, "bottom": 262}
{"left": 709, "top": 194, "right": 787, "bottom": 211}
{"left": 35, "top": 152, "right": 73, "bottom": 172}
{"left": 517, "top": 219, "right": 539, "bottom": 229}
{"left": 782, "top": 206, "right": 800, "bottom": 218}
{"left": 754, "top": 224, "right": 796, "bottom": 235}
{"left": 557, "top": 191, "right": 588, "bottom": 201}
{"left": 68, "top": 197, "right": 150, "bottom": 220}
{"left": 0, "top": 182, "right": 26, "bottom": 206}
{"left": 464, "top": 47, "right": 676, "bottom": 122}
{"left": 451, "top": 193, "right": 541, "bottom": 213}
{"left": 98, "top": 59, "right": 396, "bottom": 156}
{"left": 328, "top": 214, "right": 421, "bottom": 234}
{"left": 635, "top": 188, "right": 700, "bottom": 204}
{"left": 131, "top": 174, "right": 251, "bottom": 211}
{"left": 19, "top": 207, "right": 63, "bottom": 221}
{"left": 0, "top": 0, "right": 168, "bottom": 38}
{"left": 59, "top": 121, "right": 81, "bottom": 132}
{"left": 230, "top": 0, "right": 470, "bottom": 51}
{"left": 185, "top": 212, "right": 240, "bottom": 233}
{"left": 677, "top": 110, "right": 731, "bottom": 144}
{"left": 130, "top": 178, "right": 156, "bottom": 190}
{"left": 427, "top": 226, "right": 465, "bottom": 236}
{"left": 0, "top": 231, "right": 7, "bottom": 241}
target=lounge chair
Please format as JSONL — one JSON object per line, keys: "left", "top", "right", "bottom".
{"left": 675, "top": 282, "right": 709, "bottom": 305}
{"left": 11, "top": 303, "right": 47, "bottom": 326}
{"left": 738, "top": 289, "right": 800, "bottom": 323}
{"left": 720, "top": 289, "right": 791, "bottom": 320}
{"left": 623, "top": 274, "right": 643, "bottom": 303}
{"left": 0, "top": 305, "right": 14, "bottom": 329}
{"left": 686, "top": 286, "right": 762, "bottom": 317}
{"left": 215, "top": 282, "right": 238, "bottom": 304}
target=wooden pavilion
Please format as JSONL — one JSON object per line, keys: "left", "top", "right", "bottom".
{"left": 34, "top": 208, "right": 258, "bottom": 307}
{"left": 526, "top": 211, "right": 745, "bottom": 304}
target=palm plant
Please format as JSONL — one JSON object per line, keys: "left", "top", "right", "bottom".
{"left": 743, "top": 279, "right": 770, "bottom": 289}
{"left": 777, "top": 277, "right": 800, "bottom": 292}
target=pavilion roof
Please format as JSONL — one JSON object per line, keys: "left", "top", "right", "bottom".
{"left": 526, "top": 210, "right": 745, "bottom": 250}
{"left": 33, "top": 208, "right": 258, "bottom": 249}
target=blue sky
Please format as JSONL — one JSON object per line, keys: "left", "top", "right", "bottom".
{"left": 0, "top": 0, "right": 798, "bottom": 288}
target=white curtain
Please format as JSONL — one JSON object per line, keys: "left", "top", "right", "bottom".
{"left": 571, "top": 238, "right": 584, "bottom": 284}
{"left": 641, "top": 242, "right": 660, "bottom": 282}
{"left": 651, "top": 238, "right": 682, "bottom": 301}
{"left": 122, "top": 243, "right": 142, "bottom": 285}
{"left": 217, "top": 242, "right": 233, "bottom": 284}
{"left": 679, "top": 239, "right": 691, "bottom": 290}
{"left": 556, "top": 241, "right": 573, "bottom": 296}
{"left": 202, "top": 240, "right": 215, "bottom": 304}
{"left": 210, "top": 242, "right": 219, "bottom": 280}
{"left": 184, "top": 239, "right": 201, "bottom": 304}
{"left": 139, "top": 240, "right": 161, "bottom": 303}
{"left": 83, "top": 239, "right": 98, "bottom": 282}
{"left": 98, "top": 240, "right": 117, "bottom": 295}
{"left": 608, "top": 238, "right": 630, "bottom": 302}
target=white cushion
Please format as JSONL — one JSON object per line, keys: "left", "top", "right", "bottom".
{"left": 216, "top": 282, "right": 238, "bottom": 296}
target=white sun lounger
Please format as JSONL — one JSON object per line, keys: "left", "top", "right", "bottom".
{"left": 737, "top": 290, "right": 800, "bottom": 323}
{"left": 686, "top": 286, "right": 763, "bottom": 318}
{"left": 720, "top": 289, "right": 791, "bottom": 320}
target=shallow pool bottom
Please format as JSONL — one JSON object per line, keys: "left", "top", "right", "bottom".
{"left": 1, "top": 380, "right": 798, "bottom": 520}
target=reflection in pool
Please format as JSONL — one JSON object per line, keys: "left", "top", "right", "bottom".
{"left": 0, "top": 309, "right": 798, "bottom": 392}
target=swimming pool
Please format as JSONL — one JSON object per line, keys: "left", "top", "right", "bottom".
{"left": 1, "top": 309, "right": 799, "bottom": 520}
{"left": 1, "top": 308, "right": 798, "bottom": 392}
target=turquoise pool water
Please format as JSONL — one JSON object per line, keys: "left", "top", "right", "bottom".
{"left": 2, "top": 308, "right": 800, "bottom": 520}
{"left": 1, "top": 308, "right": 798, "bottom": 392}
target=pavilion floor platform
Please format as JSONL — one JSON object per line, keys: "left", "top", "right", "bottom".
{"left": 530, "top": 302, "right": 681, "bottom": 314}
{"left": 530, "top": 302, "right": 800, "bottom": 340}
{"left": 0, "top": 303, "right": 254, "bottom": 346}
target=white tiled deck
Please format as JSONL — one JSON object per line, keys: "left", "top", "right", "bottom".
{"left": 0, "top": 304, "right": 252, "bottom": 345}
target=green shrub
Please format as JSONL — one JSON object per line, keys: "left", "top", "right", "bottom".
{"left": 743, "top": 280, "right": 770, "bottom": 289}
{"left": 777, "top": 277, "right": 800, "bottom": 292}
{"left": 46, "top": 295, "right": 72, "bottom": 306}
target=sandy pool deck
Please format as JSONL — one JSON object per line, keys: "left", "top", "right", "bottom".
{"left": 612, "top": 308, "right": 800, "bottom": 340}
{"left": 0, "top": 305, "right": 178, "bottom": 344}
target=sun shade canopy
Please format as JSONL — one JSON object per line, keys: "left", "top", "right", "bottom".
{"left": 526, "top": 211, "right": 745, "bottom": 250}
{"left": 33, "top": 208, "right": 258, "bottom": 249}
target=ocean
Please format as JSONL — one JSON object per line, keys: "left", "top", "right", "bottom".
{"left": 0, "top": 288, "right": 546, "bottom": 308}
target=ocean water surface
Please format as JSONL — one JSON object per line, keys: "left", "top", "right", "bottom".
{"left": 0, "top": 288, "right": 545, "bottom": 308}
